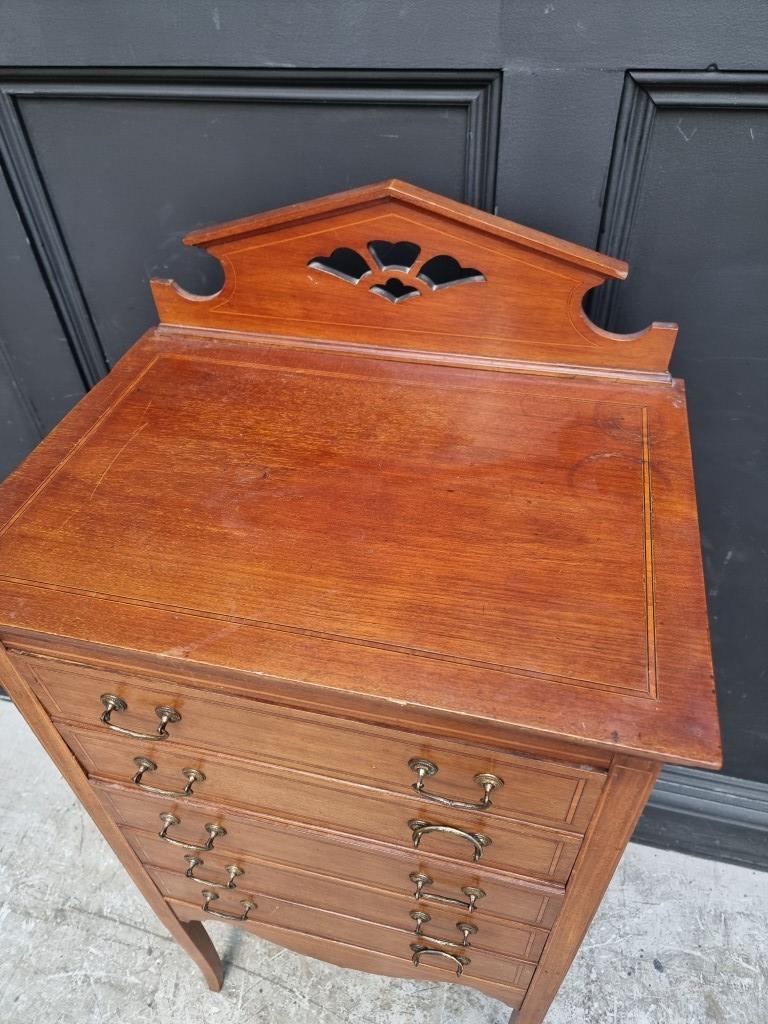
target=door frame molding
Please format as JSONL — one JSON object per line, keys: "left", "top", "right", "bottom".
{"left": 0, "top": 66, "right": 501, "bottom": 388}
{"left": 592, "top": 69, "right": 768, "bottom": 326}
{"left": 596, "top": 68, "right": 768, "bottom": 871}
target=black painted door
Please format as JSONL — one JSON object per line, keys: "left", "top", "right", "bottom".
{"left": 1, "top": 2, "right": 766, "bottom": 863}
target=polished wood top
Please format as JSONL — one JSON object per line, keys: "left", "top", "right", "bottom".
{"left": 0, "top": 183, "right": 719, "bottom": 767}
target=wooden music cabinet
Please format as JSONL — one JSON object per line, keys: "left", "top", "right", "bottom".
{"left": 0, "top": 181, "right": 721, "bottom": 1022}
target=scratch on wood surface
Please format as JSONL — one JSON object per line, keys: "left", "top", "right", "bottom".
{"left": 161, "top": 622, "right": 243, "bottom": 659}
{"left": 87, "top": 420, "right": 149, "bottom": 501}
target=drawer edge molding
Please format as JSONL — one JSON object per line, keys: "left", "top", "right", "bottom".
{"left": 57, "top": 716, "right": 591, "bottom": 842}
{"left": 33, "top": 688, "right": 605, "bottom": 833}
{"left": 9, "top": 644, "right": 613, "bottom": 779}
{"left": 128, "top": 825, "right": 550, "bottom": 961}
{"left": 92, "top": 775, "right": 568, "bottom": 902}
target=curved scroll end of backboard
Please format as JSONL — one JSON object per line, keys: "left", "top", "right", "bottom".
{"left": 150, "top": 277, "right": 225, "bottom": 326}
{"left": 575, "top": 297, "right": 679, "bottom": 376}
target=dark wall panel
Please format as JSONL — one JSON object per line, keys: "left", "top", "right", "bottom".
{"left": 10, "top": 72, "right": 498, "bottom": 369}
{"left": 0, "top": 166, "right": 86, "bottom": 476}
{"left": 593, "top": 74, "right": 768, "bottom": 782}
{"left": 0, "top": 345, "right": 40, "bottom": 481}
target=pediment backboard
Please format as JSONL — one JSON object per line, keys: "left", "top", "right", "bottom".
{"left": 152, "top": 180, "right": 676, "bottom": 374}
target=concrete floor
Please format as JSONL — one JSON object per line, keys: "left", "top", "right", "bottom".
{"left": 0, "top": 700, "right": 765, "bottom": 1024}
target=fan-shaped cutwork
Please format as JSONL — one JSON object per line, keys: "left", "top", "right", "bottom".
{"left": 368, "top": 240, "right": 421, "bottom": 273}
{"left": 307, "top": 241, "right": 485, "bottom": 303}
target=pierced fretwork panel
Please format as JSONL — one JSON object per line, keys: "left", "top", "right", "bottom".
{"left": 152, "top": 180, "right": 677, "bottom": 373}
{"left": 308, "top": 240, "right": 485, "bottom": 304}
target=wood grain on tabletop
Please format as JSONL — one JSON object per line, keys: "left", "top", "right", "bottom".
{"left": 0, "top": 325, "right": 718, "bottom": 766}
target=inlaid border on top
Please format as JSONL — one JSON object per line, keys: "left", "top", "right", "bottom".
{"left": 0, "top": 67, "right": 501, "bottom": 390}
{"left": 0, "top": 351, "right": 659, "bottom": 701}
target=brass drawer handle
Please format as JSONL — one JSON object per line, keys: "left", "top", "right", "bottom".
{"left": 409, "top": 872, "right": 486, "bottom": 912}
{"left": 184, "top": 855, "right": 243, "bottom": 889}
{"left": 100, "top": 693, "right": 181, "bottom": 740}
{"left": 201, "top": 890, "right": 255, "bottom": 921}
{"left": 158, "top": 812, "right": 225, "bottom": 851}
{"left": 408, "top": 819, "right": 491, "bottom": 862}
{"left": 131, "top": 757, "right": 205, "bottom": 798}
{"left": 410, "top": 910, "right": 478, "bottom": 949}
{"left": 410, "top": 943, "right": 470, "bottom": 976}
{"left": 408, "top": 759, "right": 504, "bottom": 811}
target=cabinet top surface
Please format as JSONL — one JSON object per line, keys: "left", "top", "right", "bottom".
{"left": 0, "top": 182, "right": 720, "bottom": 767}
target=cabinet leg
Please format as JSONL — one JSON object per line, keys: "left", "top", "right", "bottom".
{"left": 171, "top": 918, "right": 224, "bottom": 991}
{"left": 512, "top": 757, "right": 660, "bottom": 1024}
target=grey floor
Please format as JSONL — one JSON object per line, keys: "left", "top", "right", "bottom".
{"left": 0, "top": 701, "right": 765, "bottom": 1024}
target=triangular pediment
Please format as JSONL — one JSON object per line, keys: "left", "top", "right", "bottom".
{"left": 152, "top": 180, "right": 676, "bottom": 374}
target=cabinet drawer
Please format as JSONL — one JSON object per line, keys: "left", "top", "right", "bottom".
{"left": 157, "top": 873, "right": 536, "bottom": 992}
{"left": 21, "top": 653, "right": 604, "bottom": 832}
{"left": 68, "top": 724, "right": 581, "bottom": 881}
{"left": 169, "top": 896, "right": 526, "bottom": 1009}
{"left": 127, "top": 827, "right": 549, "bottom": 961}
{"left": 98, "top": 781, "right": 564, "bottom": 928}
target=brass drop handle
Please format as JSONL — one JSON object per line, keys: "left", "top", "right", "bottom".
{"left": 408, "top": 819, "right": 491, "bottom": 862}
{"left": 410, "top": 910, "right": 478, "bottom": 949}
{"left": 410, "top": 943, "right": 470, "bottom": 976}
{"left": 184, "top": 855, "right": 243, "bottom": 890}
{"left": 408, "top": 759, "right": 504, "bottom": 811}
{"left": 409, "top": 872, "right": 486, "bottom": 912}
{"left": 158, "top": 813, "right": 225, "bottom": 851}
{"left": 201, "top": 890, "right": 255, "bottom": 921}
{"left": 131, "top": 757, "right": 205, "bottom": 798}
{"left": 100, "top": 693, "right": 181, "bottom": 740}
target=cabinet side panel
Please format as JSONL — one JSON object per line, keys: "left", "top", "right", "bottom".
{"left": 515, "top": 754, "right": 659, "bottom": 1024}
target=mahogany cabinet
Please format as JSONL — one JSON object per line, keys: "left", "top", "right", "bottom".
{"left": 0, "top": 181, "right": 721, "bottom": 1022}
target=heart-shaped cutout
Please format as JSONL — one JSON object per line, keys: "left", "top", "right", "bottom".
{"left": 417, "top": 254, "right": 485, "bottom": 290}
{"left": 368, "top": 240, "right": 421, "bottom": 273}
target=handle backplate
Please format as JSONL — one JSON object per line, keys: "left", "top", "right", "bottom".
{"left": 408, "top": 758, "right": 504, "bottom": 811}
{"left": 132, "top": 756, "right": 205, "bottom": 798}
{"left": 100, "top": 693, "right": 181, "bottom": 740}
{"left": 410, "top": 910, "right": 478, "bottom": 949}
{"left": 158, "top": 813, "right": 225, "bottom": 851}
{"left": 201, "top": 890, "right": 255, "bottom": 921}
{"left": 409, "top": 872, "right": 486, "bottom": 912}
{"left": 184, "top": 855, "right": 243, "bottom": 889}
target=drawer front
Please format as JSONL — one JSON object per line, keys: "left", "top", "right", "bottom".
{"left": 169, "top": 896, "right": 526, "bottom": 1009}
{"left": 97, "top": 781, "right": 565, "bottom": 928}
{"left": 153, "top": 869, "right": 536, "bottom": 991}
{"left": 22, "top": 654, "right": 604, "bottom": 832}
{"left": 127, "top": 827, "right": 549, "bottom": 961}
{"left": 68, "top": 724, "right": 581, "bottom": 881}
